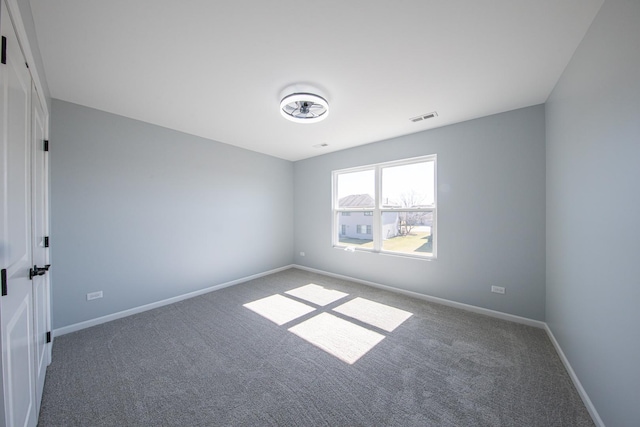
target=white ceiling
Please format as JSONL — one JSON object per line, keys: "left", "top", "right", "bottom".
{"left": 30, "top": 0, "right": 603, "bottom": 161}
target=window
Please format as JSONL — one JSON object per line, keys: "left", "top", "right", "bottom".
{"left": 333, "top": 155, "right": 436, "bottom": 258}
{"left": 357, "top": 225, "right": 372, "bottom": 235}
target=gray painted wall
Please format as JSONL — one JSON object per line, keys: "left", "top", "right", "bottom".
{"left": 50, "top": 100, "right": 294, "bottom": 329}
{"left": 545, "top": 1, "right": 640, "bottom": 425}
{"left": 294, "top": 105, "right": 546, "bottom": 320}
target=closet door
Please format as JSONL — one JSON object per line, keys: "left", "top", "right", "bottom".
{"left": 0, "top": 1, "right": 37, "bottom": 426}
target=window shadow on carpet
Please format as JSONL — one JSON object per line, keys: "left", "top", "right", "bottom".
{"left": 244, "top": 283, "right": 412, "bottom": 364}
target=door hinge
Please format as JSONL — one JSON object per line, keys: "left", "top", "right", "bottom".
{"left": 44, "top": 140, "right": 49, "bottom": 151}
{"left": 1, "top": 36, "right": 6, "bottom": 65}
{"left": 44, "top": 236, "right": 50, "bottom": 248}
{"left": 46, "top": 331, "right": 52, "bottom": 343}
{"left": 1, "top": 269, "right": 7, "bottom": 296}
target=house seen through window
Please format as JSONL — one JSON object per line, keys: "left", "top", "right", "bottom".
{"left": 332, "top": 155, "right": 436, "bottom": 258}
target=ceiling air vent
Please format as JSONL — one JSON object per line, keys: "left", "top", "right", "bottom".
{"left": 410, "top": 111, "right": 438, "bottom": 123}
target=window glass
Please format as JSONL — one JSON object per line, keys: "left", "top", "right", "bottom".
{"left": 382, "top": 161, "right": 435, "bottom": 207}
{"left": 381, "top": 211, "right": 433, "bottom": 256}
{"left": 337, "top": 170, "right": 375, "bottom": 209}
{"left": 337, "top": 213, "right": 373, "bottom": 247}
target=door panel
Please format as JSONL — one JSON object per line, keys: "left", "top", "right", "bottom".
{"left": 6, "top": 295, "right": 34, "bottom": 427}
{"left": 1, "top": 1, "right": 37, "bottom": 426}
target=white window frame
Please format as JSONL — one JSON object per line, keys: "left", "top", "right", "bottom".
{"left": 332, "top": 155, "right": 437, "bottom": 259}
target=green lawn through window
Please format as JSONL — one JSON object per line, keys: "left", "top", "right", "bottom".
{"left": 339, "top": 227, "right": 432, "bottom": 255}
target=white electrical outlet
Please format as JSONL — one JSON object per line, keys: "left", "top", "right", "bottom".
{"left": 299, "top": 252, "right": 305, "bottom": 257}
{"left": 491, "top": 286, "right": 506, "bottom": 295}
{"left": 87, "top": 291, "right": 103, "bottom": 301}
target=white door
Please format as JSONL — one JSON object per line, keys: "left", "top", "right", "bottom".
{"left": 0, "top": 1, "right": 37, "bottom": 426}
{"left": 30, "top": 84, "right": 49, "bottom": 411}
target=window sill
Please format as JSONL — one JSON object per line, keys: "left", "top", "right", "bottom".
{"left": 333, "top": 245, "right": 436, "bottom": 261}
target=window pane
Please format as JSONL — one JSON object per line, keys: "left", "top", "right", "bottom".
{"left": 381, "top": 161, "right": 434, "bottom": 207}
{"left": 337, "top": 213, "right": 373, "bottom": 248}
{"left": 337, "top": 170, "right": 375, "bottom": 208}
{"left": 381, "top": 211, "right": 433, "bottom": 256}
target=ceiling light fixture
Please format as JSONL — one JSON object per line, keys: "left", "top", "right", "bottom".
{"left": 280, "top": 92, "right": 329, "bottom": 123}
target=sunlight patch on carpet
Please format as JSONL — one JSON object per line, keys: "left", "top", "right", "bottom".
{"left": 333, "top": 297, "right": 412, "bottom": 332}
{"left": 285, "top": 283, "right": 349, "bottom": 306}
{"left": 288, "top": 312, "right": 385, "bottom": 364}
{"left": 243, "top": 294, "right": 315, "bottom": 326}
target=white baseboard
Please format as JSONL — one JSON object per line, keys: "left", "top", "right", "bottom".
{"left": 292, "top": 264, "right": 546, "bottom": 329}
{"left": 53, "top": 264, "right": 294, "bottom": 337}
{"left": 544, "top": 325, "right": 605, "bottom": 427}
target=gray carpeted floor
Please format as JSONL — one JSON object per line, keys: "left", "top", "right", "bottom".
{"left": 38, "top": 268, "right": 594, "bottom": 426}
